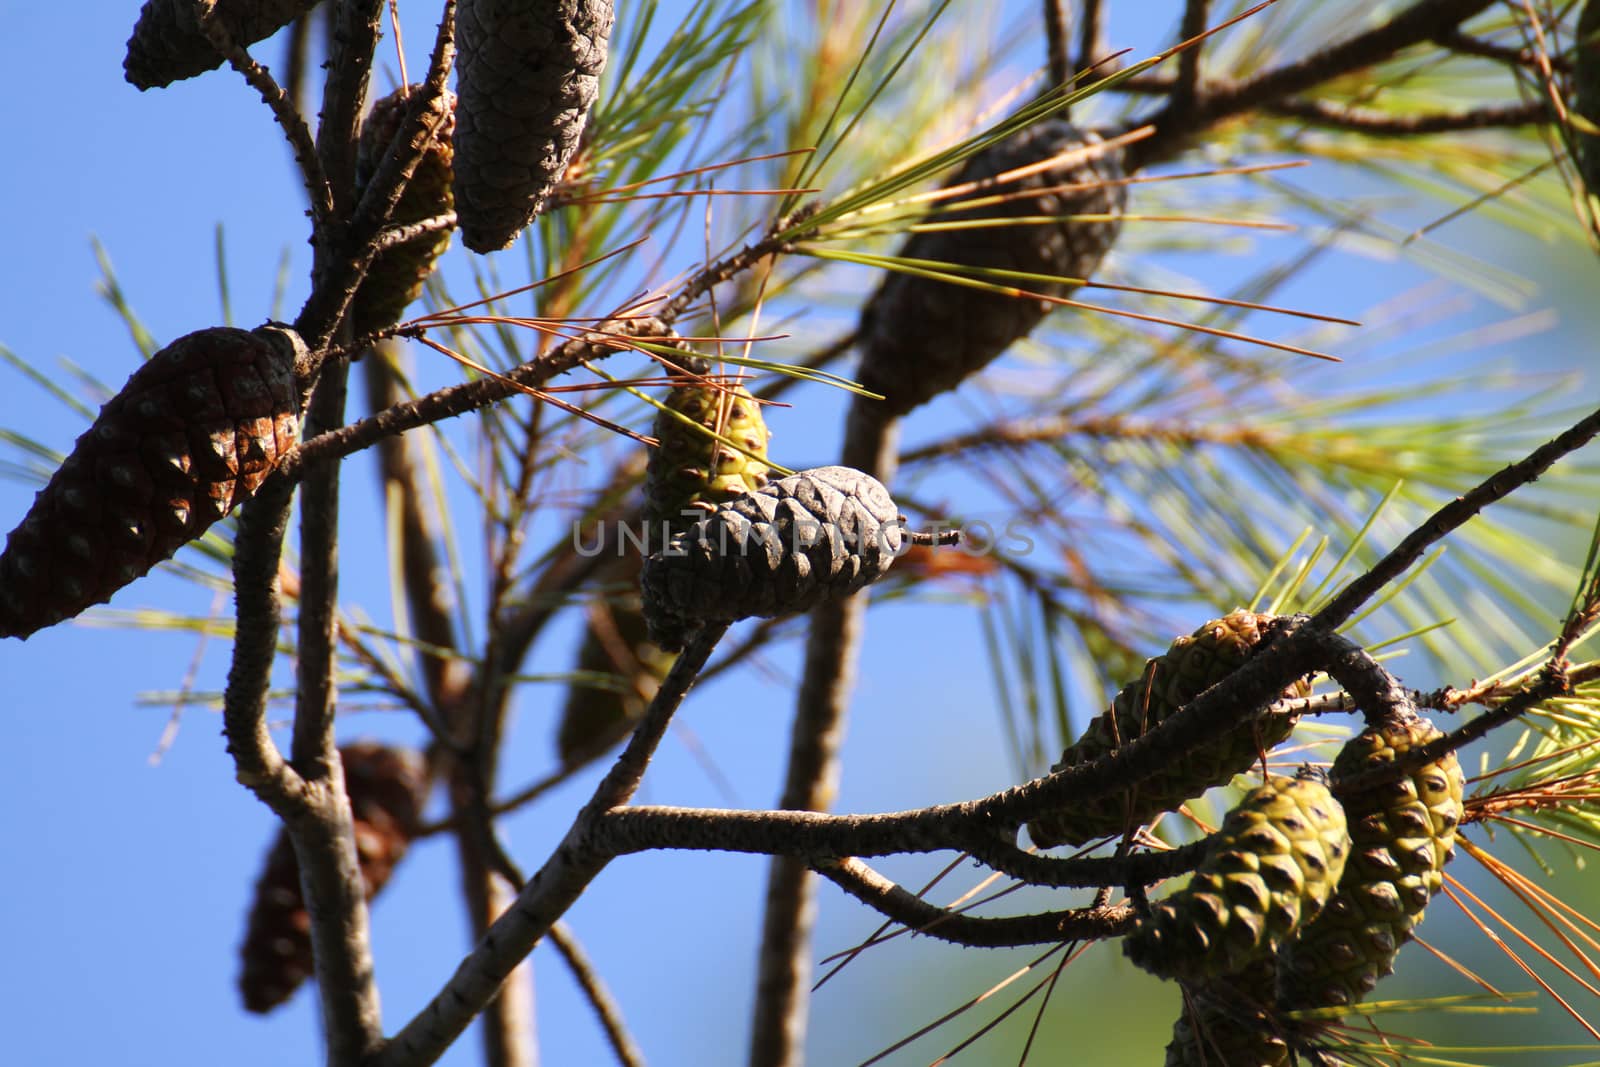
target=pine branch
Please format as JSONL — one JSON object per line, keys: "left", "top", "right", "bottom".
{"left": 815, "top": 857, "right": 1137, "bottom": 948}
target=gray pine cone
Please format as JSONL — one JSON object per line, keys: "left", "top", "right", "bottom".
{"left": 856, "top": 119, "right": 1125, "bottom": 417}
{"left": 641, "top": 466, "right": 904, "bottom": 650}
{"left": 124, "top": 0, "right": 320, "bottom": 90}
{"left": 454, "top": 0, "right": 614, "bottom": 252}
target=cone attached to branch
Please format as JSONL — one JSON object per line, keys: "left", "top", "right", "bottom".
{"left": 855, "top": 119, "right": 1126, "bottom": 418}
{"left": 644, "top": 372, "right": 773, "bottom": 544}
{"left": 642, "top": 465, "right": 929, "bottom": 651}
{"left": 0, "top": 325, "right": 305, "bottom": 640}
{"left": 453, "top": 0, "right": 614, "bottom": 251}
{"left": 351, "top": 86, "right": 458, "bottom": 338}
{"left": 1028, "top": 611, "right": 1308, "bottom": 849}
{"left": 1125, "top": 773, "right": 1350, "bottom": 984}
{"left": 124, "top": 0, "right": 320, "bottom": 89}
{"left": 238, "top": 742, "right": 428, "bottom": 1013}
{"left": 1277, "top": 711, "right": 1463, "bottom": 1010}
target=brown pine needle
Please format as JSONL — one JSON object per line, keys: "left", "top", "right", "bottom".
{"left": 857, "top": 943, "right": 1076, "bottom": 1067}
{"left": 1463, "top": 838, "right": 1600, "bottom": 990}
{"left": 563, "top": 147, "right": 815, "bottom": 197}
{"left": 407, "top": 237, "right": 653, "bottom": 322}
{"left": 1443, "top": 874, "right": 1600, "bottom": 1040}
{"left": 798, "top": 244, "right": 1343, "bottom": 360}
{"left": 1463, "top": 837, "right": 1600, "bottom": 943}
{"left": 814, "top": 854, "right": 969, "bottom": 991}
{"left": 1402, "top": 157, "right": 1560, "bottom": 245}
{"left": 561, "top": 186, "right": 820, "bottom": 207}
{"left": 1080, "top": 279, "right": 1359, "bottom": 325}
{"left": 1409, "top": 933, "right": 1507, "bottom": 999}
{"left": 411, "top": 335, "right": 653, "bottom": 445}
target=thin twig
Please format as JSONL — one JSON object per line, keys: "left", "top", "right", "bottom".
{"left": 1043, "top": 0, "right": 1070, "bottom": 89}
{"left": 371, "top": 212, "right": 459, "bottom": 255}
{"left": 376, "top": 625, "right": 729, "bottom": 1067}
{"left": 1265, "top": 97, "right": 1549, "bottom": 134}
{"left": 190, "top": 0, "right": 332, "bottom": 229}
{"left": 1128, "top": 0, "right": 1500, "bottom": 169}
{"left": 548, "top": 924, "right": 649, "bottom": 1067}
{"left": 815, "top": 858, "right": 1136, "bottom": 947}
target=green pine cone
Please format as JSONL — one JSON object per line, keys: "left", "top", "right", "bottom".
{"left": 1126, "top": 773, "right": 1350, "bottom": 984}
{"left": 1278, "top": 712, "right": 1463, "bottom": 1010}
{"left": 1165, "top": 958, "right": 1289, "bottom": 1067}
{"left": 351, "top": 86, "right": 457, "bottom": 338}
{"left": 643, "top": 379, "right": 772, "bottom": 544}
{"left": 1029, "top": 611, "right": 1308, "bottom": 848}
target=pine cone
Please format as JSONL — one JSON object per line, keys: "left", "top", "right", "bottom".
{"left": 1028, "top": 611, "right": 1308, "bottom": 848}
{"left": 856, "top": 119, "right": 1125, "bottom": 418}
{"left": 643, "top": 376, "right": 772, "bottom": 545}
{"left": 0, "top": 325, "right": 304, "bottom": 640}
{"left": 641, "top": 465, "right": 904, "bottom": 650}
{"left": 556, "top": 561, "right": 675, "bottom": 766}
{"left": 1165, "top": 958, "right": 1290, "bottom": 1067}
{"left": 453, "top": 0, "right": 614, "bottom": 251}
{"left": 1278, "top": 712, "right": 1463, "bottom": 1010}
{"left": 124, "top": 0, "right": 320, "bottom": 89}
{"left": 238, "top": 742, "right": 427, "bottom": 1013}
{"left": 351, "top": 86, "right": 457, "bottom": 338}
{"left": 1126, "top": 773, "right": 1350, "bottom": 984}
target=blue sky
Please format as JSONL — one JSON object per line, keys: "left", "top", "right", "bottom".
{"left": 3, "top": 3, "right": 1600, "bottom": 1066}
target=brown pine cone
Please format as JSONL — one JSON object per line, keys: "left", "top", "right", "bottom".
{"left": 453, "top": 0, "right": 614, "bottom": 251}
{"left": 0, "top": 325, "right": 305, "bottom": 639}
{"left": 855, "top": 119, "right": 1125, "bottom": 417}
{"left": 238, "top": 742, "right": 428, "bottom": 1013}
{"left": 124, "top": 0, "right": 321, "bottom": 90}
{"left": 351, "top": 86, "right": 458, "bottom": 338}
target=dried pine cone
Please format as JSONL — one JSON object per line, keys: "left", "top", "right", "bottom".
{"left": 238, "top": 742, "right": 428, "bottom": 1013}
{"left": 1165, "top": 958, "right": 1289, "bottom": 1067}
{"left": 351, "top": 86, "right": 457, "bottom": 338}
{"left": 1, "top": 325, "right": 305, "bottom": 639}
{"left": 453, "top": 0, "right": 614, "bottom": 251}
{"left": 1126, "top": 773, "right": 1350, "bottom": 984}
{"left": 124, "top": 0, "right": 320, "bottom": 89}
{"left": 641, "top": 465, "right": 906, "bottom": 651}
{"left": 856, "top": 119, "right": 1125, "bottom": 418}
{"left": 1278, "top": 712, "right": 1463, "bottom": 1011}
{"left": 556, "top": 561, "right": 675, "bottom": 766}
{"left": 644, "top": 376, "right": 772, "bottom": 543}
{"left": 1028, "top": 611, "right": 1308, "bottom": 848}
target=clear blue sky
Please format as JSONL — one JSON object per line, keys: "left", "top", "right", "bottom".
{"left": 2, "top": 4, "right": 1598, "bottom": 1066}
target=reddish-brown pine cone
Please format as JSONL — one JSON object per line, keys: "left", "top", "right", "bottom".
{"left": 124, "top": 0, "right": 321, "bottom": 90}
{"left": 238, "top": 742, "right": 428, "bottom": 1014}
{"left": 0, "top": 325, "right": 305, "bottom": 640}
{"left": 856, "top": 120, "right": 1125, "bottom": 418}
{"left": 453, "top": 0, "right": 614, "bottom": 251}
{"left": 352, "top": 86, "right": 458, "bottom": 338}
